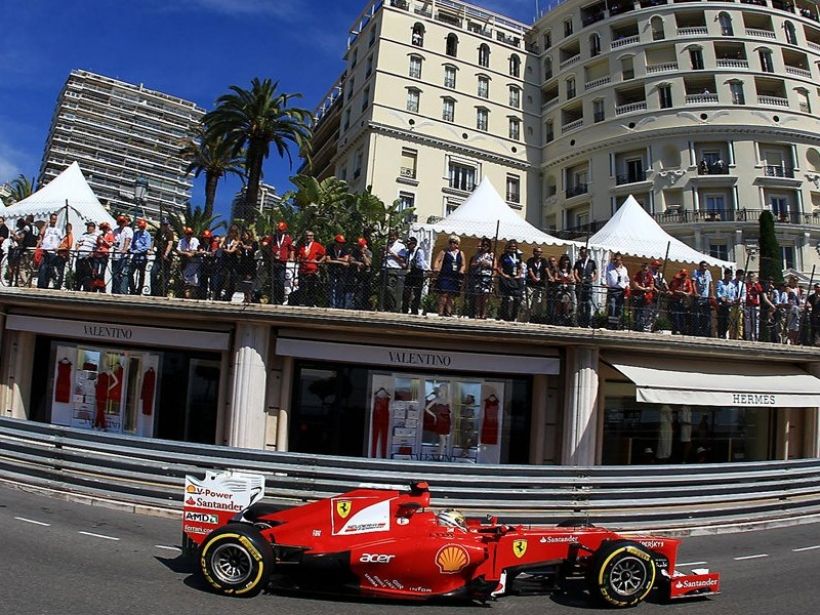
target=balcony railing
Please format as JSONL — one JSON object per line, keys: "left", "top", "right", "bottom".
{"left": 809, "top": 41, "right": 820, "bottom": 52}
{"left": 389, "top": 0, "right": 409, "bottom": 9}
{"left": 654, "top": 208, "right": 820, "bottom": 225}
{"left": 686, "top": 93, "right": 719, "bottom": 104}
{"left": 716, "top": 59, "right": 749, "bottom": 69}
{"left": 786, "top": 66, "right": 812, "bottom": 78}
{"left": 646, "top": 62, "right": 679, "bottom": 74}
{"left": 561, "top": 118, "right": 584, "bottom": 133}
{"left": 615, "top": 101, "right": 647, "bottom": 115}
{"left": 582, "top": 13, "right": 605, "bottom": 27}
{"left": 566, "top": 183, "right": 589, "bottom": 198}
{"left": 559, "top": 54, "right": 581, "bottom": 69}
{"left": 745, "top": 28, "right": 777, "bottom": 39}
{"left": 677, "top": 26, "right": 708, "bottom": 36}
{"left": 758, "top": 95, "right": 789, "bottom": 107}
{"left": 399, "top": 166, "right": 416, "bottom": 179}
{"left": 585, "top": 76, "right": 611, "bottom": 90}
{"left": 616, "top": 170, "right": 647, "bottom": 185}
{"left": 506, "top": 191, "right": 521, "bottom": 203}
{"left": 697, "top": 161, "right": 729, "bottom": 175}
{"left": 553, "top": 220, "right": 607, "bottom": 240}
{"left": 611, "top": 35, "right": 640, "bottom": 49}
{"left": 762, "top": 165, "right": 795, "bottom": 178}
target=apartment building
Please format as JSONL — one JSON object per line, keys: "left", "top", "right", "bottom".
{"left": 38, "top": 70, "right": 205, "bottom": 219}
{"left": 309, "top": 0, "right": 820, "bottom": 274}
{"left": 231, "top": 182, "right": 283, "bottom": 221}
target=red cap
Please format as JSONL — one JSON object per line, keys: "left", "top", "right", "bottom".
{"left": 116, "top": 215, "right": 127, "bottom": 224}
{"left": 136, "top": 218, "right": 147, "bottom": 229}
{"left": 201, "top": 229, "right": 212, "bottom": 239}
{"left": 184, "top": 227, "right": 194, "bottom": 236}
{"left": 335, "top": 234, "right": 345, "bottom": 243}
{"left": 99, "top": 221, "right": 110, "bottom": 230}
{"left": 650, "top": 258, "right": 662, "bottom": 267}
{"left": 277, "top": 221, "right": 288, "bottom": 232}
{"left": 357, "top": 237, "right": 367, "bottom": 247}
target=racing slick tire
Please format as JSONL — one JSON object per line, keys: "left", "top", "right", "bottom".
{"left": 199, "top": 524, "right": 273, "bottom": 597}
{"left": 587, "top": 540, "right": 656, "bottom": 608}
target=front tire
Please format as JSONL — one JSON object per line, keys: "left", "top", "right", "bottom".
{"left": 587, "top": 540, "right": 656, "bottom": 608}
{"left": 199, "top": 524, "right": 272, "bottom": 597}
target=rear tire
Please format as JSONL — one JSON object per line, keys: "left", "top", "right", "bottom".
{"left": 587, "top": 540, "right": 656, "bottom": 608}
{"left": 199, "top": 524, "right": 272, "bottom": 597}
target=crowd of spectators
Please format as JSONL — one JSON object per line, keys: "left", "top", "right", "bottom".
{"left": 1, "top": 215, "right": 818, "bottom": 346}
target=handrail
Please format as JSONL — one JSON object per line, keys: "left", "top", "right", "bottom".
{"left": 2, "top": 418, "right": 820, "bottom": 530}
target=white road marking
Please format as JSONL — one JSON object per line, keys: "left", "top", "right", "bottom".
{"left": 677, "top": 561, "right": 707, "bottom": 567}
{"left": 734, "top": 553, "right": 768, "bottom": 561}
{"left": 154, "top": 545, "right": 181, "bottom": 552}
{"left": 793, "top": 545, "right": 820, "bottom": 552}
{"left": 78, "top": 531, "right": 119, "bottom": 541}
{"left": 14, "top": 516, "right": 51, "bottom": 527}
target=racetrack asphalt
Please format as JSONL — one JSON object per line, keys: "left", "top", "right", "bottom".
{"left": 1, "top": 484, "right": 819, "bottom": 615}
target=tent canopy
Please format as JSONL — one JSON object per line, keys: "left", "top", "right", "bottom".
{"left": 416, "top": 177, "right": 577, "bottom": 247}
{"left": 588, "top": 196, "right": 734, "bottom": 268}
{"left": 2, "top": 162, "right": 115, "bottom": 231}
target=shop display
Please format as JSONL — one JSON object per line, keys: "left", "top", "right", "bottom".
{"left": 371, "top": 388, "right": 391, "bottom": 458}
{"left": 55, "top": 357, "right": 72, "bottom": 403}
{"left": 141, "top": 367, "right": 156, "bottom": 415}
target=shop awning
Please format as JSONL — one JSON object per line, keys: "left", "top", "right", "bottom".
{"left": 604, "top": 353, "right": 820, "bottom": 407}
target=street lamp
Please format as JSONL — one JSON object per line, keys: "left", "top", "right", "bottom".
{"left": 134, "top": 175, "right": 149, "bottom": 220}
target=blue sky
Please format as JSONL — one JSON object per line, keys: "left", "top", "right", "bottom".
{"left": 0, "top": 0, "right": 536, "bottom": 221}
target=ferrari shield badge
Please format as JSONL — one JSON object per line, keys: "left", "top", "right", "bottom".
{"left": 513, "top": 539, "right": 528, "bottom": 559}
{"left": 336, "top": 499, "right": 352, "bottom": 519}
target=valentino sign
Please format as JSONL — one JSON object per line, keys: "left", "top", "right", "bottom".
{"left": 387, "top": 351, "right": 452, "bottom": 368}
{"left": 82, "top": 324, "right": 134, "bottom": 340}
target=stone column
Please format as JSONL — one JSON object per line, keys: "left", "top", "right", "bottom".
{"left": 1, "top": 331, "right": 35, "bottom": 419}
{"left": 805, "top": 364, "right": 820, "bottom": 458}
{"left": 561, "top": 346, "right": 600, "bottom": 466}
{"left": 275, "top": 356, "right": 294, "bottom": 452}
{"left": 227, "top": 323, "right": 270, "bottom": 449}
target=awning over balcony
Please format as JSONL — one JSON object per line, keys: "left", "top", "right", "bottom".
{"left": 604, "top": 353, "right": 820, "bottom": 407}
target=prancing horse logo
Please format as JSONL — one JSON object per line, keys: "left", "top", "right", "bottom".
{"left": 513, "top": 539, "right": 528, "bottom": 559}
{"left": 336, "top": 500, "right": 352, "bottom": 519}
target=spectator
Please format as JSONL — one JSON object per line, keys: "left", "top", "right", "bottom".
{"left": 744, "top": 272, "right": 764, "bottom": 342}
{"left": 151, "top": 218, "right": 175, "bottom": 297}
{"left": 92, "top": 221, "right": 113, "bottom": 292}
{"left": 761, "top": 277, "right": 780, "bottom": 343}
{"left": 296, "top": 230, "right": 325, "bottom": 307}
{"left": 553, "top": 253, "right": 575, "bottom": 325}
{"left": 631, "top": 262, "right": 655, "bottom": 332}
{"left": 785, "top": 275, "right": 802, "bottom": 345}
{"left": 111, "top": 215, "right": 132, "bottom": 294}
{"left": 36, "top": 213, "right": 64, "bottom": 289}
{"left": 668, "top": 269, "right": 693, "bottom": 335}
{"left": 219, "top": 225, "right": 241, "bottom": 301}
{"left": 545, "top": 255, "right": 558, "bottom": 323}
{"left": 129, "top": 218, "right": 153, "bottom": 295}
{"left": 716, "top": 268, "right": 737, "bottom": 339}
{"left": 468, "top": 237, "right": 495, "bottom": 320}
{"left": 199, "top": 229, "right": 216, "bottom": 299}
{"left": 325, "top": 234, "right": 350, "bottom": 308}
{"left": 433, "top": 235, "right": 464, "bottom": 317}
{"left": 691, "top": 261, "right": 714, "bottom": 337}
{"left": 809, "top": 283, "right": 820, "bottom": 346}
{"left": 381, "top": 231, "right": 407, "bottom": 312}
{"left": 177, "top": 227, "right": 201, "bottom": 299}
{"left": 526, "top": 245, "right": 548, "bottom": 323}
{"left": 349, "top": 237, "right": 373, "bottom": 310}
{"left": 648, "top": 258, "right": 668, "bottom": 328}
{"left": 572, "top": 246, "right": 597, "bottom": 327}
{"left": 270, "top": 221, "right": 293, "bottom": 305}
{"left": 237, "top": 229, "right": 258, "bottom": 303}
{"left": 497, "top": 240, "right": 524, "bottom": 322}
{"left": 605, "top": 252, "right": 629, "bottom": 329}
{"left": 730, "top": 269, "right": 747, "bottom": 340}
{"left": 12, "top": 216, "right": 37, "bottom": 286}
{"left": 54, "top": 222, "right": 73, "bottom": 290}
{"left": 74, "top": 221, "right": 99, "bottom": 291}
{"left": 403, "top": 236, "right": 428, "bottom": 315}
{"left": 0, "top": 216, "right": 8, "bottom": 266}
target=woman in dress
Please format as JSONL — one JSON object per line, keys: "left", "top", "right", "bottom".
{"left": 433, "top": 235, "right": 465, "bottom": 316}
{"left": 468, "top": 237, "right": 495, "bottom": 319}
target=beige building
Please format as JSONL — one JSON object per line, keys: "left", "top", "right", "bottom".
{"left": 309, "top": 0, "right": 820, "bottom": 275}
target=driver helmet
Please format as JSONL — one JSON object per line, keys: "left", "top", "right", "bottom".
{"left": 437, "top": 509, "right": 466, "bottom": 531}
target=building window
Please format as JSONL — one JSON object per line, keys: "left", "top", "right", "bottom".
{"left": 351, "top": 48, "right": 358, "bottom": 68}
{"left": 730, "top": 81, "right": 745, "bottom": 105}
{"left": 476, "top": 107, "right": 489, "bottom": 131}
{"left": 690, "top": 48, "right": 704, "bottom": 70}
{"left": 564, "top": 19, "right": 573, "bottom": 37}
{"left": 369, "top": 25, "right": 377, "bottom": 47}
{"left": 621, "top": 57, "right": 634, "bottom": 80}
{"left": 785, "top": 21, "right": 797, "bottom": 45}
{"left": 709, "top": 243, "right": 728, "bottom": 261}
{"left": 544, "top": 57, "right": 553, "bottom": 80}
{"left": 651, "top": 16, "right": 665, "bottom": 41}
{"left": 782, "top": 245, "right": 796, "bottom": 268}
{"left": 506, "top": 174, "right": 520, "bottom": 203}
{"left": 566, "top": 77, "right": 576, "bottom": 99}
{"left": 543, "top": 31, "right": 552, "bottom": 49}
{"left": 409, "top": 55, "right": 422, "bottom": 79}
{"left": 759, "top": 49, "right": 774, "bottom": 73}
{"left": 406, "top": 88, "right": 420, "bottom": 113}
{"left": 442, "top": 97, "right": 455, "bottom": 122}
{"left": 412, "top": 22, "right": 424, "bottom": 47}
{"left": 797, "top": 88, "right": 811, "bottom": 113}
{"left": 398, "top": 191, "right": 415, "bottom": 211}
{"left": 509, "top": 118, "right": 520, "bottom": 140}
{"left": 509, "top": 54, "right": 521, "bottom": 77}
{"left": 659, "top": 84, "right": 673, "bottom": 108}
{"left": 354, "top": 150, "right": 363, "bottom": 179}
{"left": 400, "top": 148, "right": 417, "bottom": 179}
{"left": 449, "top": 161, "right": 476, "bottom": 191}
{"left": 477, "top": 75, "right": 489, "bottom": 98}
{"left": 444, "top": 65, "right": 456, "bottom": 88}
{"left": 446, "top": 33, "right": 458, "bottom": 57}
{"left": 365, "top": 55, "right": 373, "bottom": 78}
{"left": 342, "top": 109, "right": 351, "bottom": 131}
{"left": 593, "top": 99, "right": 605, "bottom": 122}
{"left": 347, "top": 76, "right": 355, "bottom": 101}
{"left": 361, "top": 86, "right": 369, "bottom": 111}
{"left": 546, "top": 119, "right": 554, "bottom": 142}
{"left": 478, "top": 44, "right": 490, "bottom": 68}
{"left": 509, "top": 86, "right": 521, "bottom": 108}
{"left": 590, "top": 33, "right": 601, "bottom": 56}
{"left": 719, "top": 12, "right": 733, "bottom": 36}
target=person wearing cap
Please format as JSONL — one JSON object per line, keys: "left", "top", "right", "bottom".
{"left": 198, "top": 229, "right": 216, "bottom": 299}
{"left": 74, "top": 221, "right": 99, "bottom": 291}
{"left": 177, "top": 227, "right": 201, "bottom": 299}
{"left": 295, "top": 230, "right": 325, "bottom": 307}
{"left": 691, "top": 260, "right": 714, "bottom": 337}
{"left": 381, "top": 230, "right": 407, "bottom": 312}
{"left": 631, "top": 262, "right": 656, "bottom": 332}
{"left": 270, "top": 221, "right": 293, "bottom": 305}
{"left": 54, "top": 222, "right": 74, "bottom": 290}
{"left": 150, "top": 218, "right": 175, "bottom": 297}
{"left": 324, "top": 234, "right": 350, "bottom": 308}
{"left": 349, "top": 237, "right": 373, "bottom": 310}
{"left": 668, "top": 268, "right": 693, "bottom": 335}
{"left": 744, "top": 271, "right": 764, "bottom": 342}
{"left": 716, "top": 268, "right": 737, "bottom": 339}
{"left": 604, "top": 252, "right": 629, "bottom": 329}
{"left": 403, "top": 236, "right": 428, "bottom": 315}
{"left": 572, "top": 246, "right": 597, "bottom": 327}
{"left": 128, "top": 218, "right": 153, "bottom": 295}
{"left": 111, "top": 215, "right": 133, "bottom": 294}
{"left": 91, "top": 221, "right": 114, "bottom": 292}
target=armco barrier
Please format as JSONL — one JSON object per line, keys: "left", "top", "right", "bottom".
{"left": 2, "top": 417, "right": 820, "bottom": 531}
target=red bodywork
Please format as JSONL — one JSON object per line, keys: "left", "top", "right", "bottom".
{"left": 185, "top": 482, "right": 719, "bottom": 603}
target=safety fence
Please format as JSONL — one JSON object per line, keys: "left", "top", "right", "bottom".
{"left": 1, "top": 249, "right": 816, "bottom": 344}
{"left": 2, "top": 417, "right": 820, "bottom": 531}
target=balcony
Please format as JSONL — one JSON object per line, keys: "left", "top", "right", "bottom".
{"left": 677, "top": 27, "right": 708, "bottom": 36}
{"left": 762, "top": 165, "right": 796, "bottom": 178}
{"left": 616, "top": 170, "right": 647, "bottom": 185}
{"left": 653, "top": 208, "right": 820, "bottom": 225}
{"left": 697, "top": 161, "right": 729, "bottom": 175}
{"left": 745, "top": 28, "right": 777, "bottom": 39}
{"left": 496, "top": 32, "right": 521, "bottom": 48}
{"left": 585, "top": 76, "right": 611, "bottom": 90}
{"left": 646, "top": 62, "right": 679, "bottom": 74}
{"left": 716, "top": 59, "right": 749, "bottom": 69}
{"left": 582, "top": 13, "right": 605, "bottom": 27}
{"left": 566, "top": 183, "right": 589, "bottom": 198}
{"left": 553, "top": 220, "right": 607, "bottom": 240}
{"left": 399, "top": 166, "right": 417, "bottom": 179}
{"left": 560, "top": 54, "right": 581, "bottom": 69}
{"left": 615, "top": 101, "right": 647, "bottom": 115}
{"left": 389, "top": 0, "right": 409, "bottom": 9}
{"left": 786, "top": 66, "right": 812, "bottom": 78}
{"left": 561, "top": 118, "right": 584, "bottom": 133}
{"left": 686, "top": 93, "right": 719, "bottom": 104}
{"left": 758, "top": 95, "right": 789, "bottom": 107}
{"left": 611, "top": 35, "right": 640, "bottom": 49}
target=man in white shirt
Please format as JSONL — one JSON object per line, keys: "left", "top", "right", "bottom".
{"left": 74, "top": 221, "right": 99, "bottom": 291}
{"left": 605, "top": 252, "right": 629, "bottom": 329}
{"left": 402, "top": 236, "right": 429, "bottom": 315}
{"left": 37, "top": 213, "right": 65, "bottom": 289}
{"left": 381, "top": 231, "right": 407, "bottom": 312}
{"left": 111, "top": 215, "right": 133, "bottom": 294}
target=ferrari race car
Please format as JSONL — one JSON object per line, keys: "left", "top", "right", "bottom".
{"left": 185, "top": 481, "right": 719, "bottom": 608}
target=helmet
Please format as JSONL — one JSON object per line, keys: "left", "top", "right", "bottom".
{"left": 335, "top": 234, "right": 345, "bottom": 244}
{"left": 437, "top": 509, "right": 466, "bottom": 531}
{"left": 201, "top": 229, "right": 212, "bottom": 239}
{"left": 277, "top": 221, "right": 288, "bottom": 232}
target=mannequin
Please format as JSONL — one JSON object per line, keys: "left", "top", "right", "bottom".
{"left": 480, "top": 392, "right": 500, "bottom": 445}
{"left": 55, "top": 357, "right": 73, "bottom": 403}
{"left": 424, "top": 386, "right": 451, "bottom": 457}
{"left": 371, "top": 387, "right": 391, "bottom": 458}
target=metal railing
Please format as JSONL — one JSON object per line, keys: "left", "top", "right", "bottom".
{"left": 654, "top": 208, "right": 820, "bottom": 226}
{"left": 2, "top": 417, "right": 820, "bottom": 530}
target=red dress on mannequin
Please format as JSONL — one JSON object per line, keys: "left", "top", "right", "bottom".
{"left": 371, "top": 394, "right": 390, "bottom": 458}
{"left": 480, "top": 396, "right": 499, "bottom": 445}
{"left": 141, "top": 368, "right": 156, "bottom": 415}
{"left": 55, "top": 359, "right": 72, "bottom": 403}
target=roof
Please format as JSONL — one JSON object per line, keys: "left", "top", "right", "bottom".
{"left": 416, "top": 177, "right": 577, "bottom": 247}
{"left": 588, "top": 195, "right": 734, "bottom": 268}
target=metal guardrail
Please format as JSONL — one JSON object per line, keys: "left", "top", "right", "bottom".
{"left": 2, "top": 418, "right": 820, "bottom": 530}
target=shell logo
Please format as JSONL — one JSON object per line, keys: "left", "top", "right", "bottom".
{"left": 435, "top": 544, "right": 469, "bottom": 574}
{"left": 185, "top": 485, "right": 198, "bottom": 494}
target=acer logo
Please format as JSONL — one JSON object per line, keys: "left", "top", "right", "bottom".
{"left": 360, "top": 553, "right": 396, "bottom": 564}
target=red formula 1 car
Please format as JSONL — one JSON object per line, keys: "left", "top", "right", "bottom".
{"left": 187, "top": 481, "right": 719, "bottom": 608}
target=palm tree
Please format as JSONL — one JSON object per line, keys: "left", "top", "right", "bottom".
{"left": 179, "top": 126, "right": 244, "bottom": 219}
{"left": 169, "top": 202, "right": 225, "bottom": 238}
{"left": 287, "top": 174, "right": 351, "bottom": 241}
{"left": 204, "top": 78, "right": 312, "bottom": 223}
{"left": 4, "top": 174, "right": 35, "bottom": 204}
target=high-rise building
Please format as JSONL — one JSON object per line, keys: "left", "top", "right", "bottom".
{"left": 231, "top": 182, "right": 283, "bottom": 222}
{"left": 38, "top": 69, "right": 205, "bottom": 219}
{"left": 309, "top": 0, "right": 820, "bottom": 274}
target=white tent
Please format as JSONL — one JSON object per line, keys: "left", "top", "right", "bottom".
{"left": 1, "top": 162, "right": 115, "bottom": 231}
{"left": 588, "top": 195, "right": 734, "bottom": 268}
{"left": 416, "top": 177, "right": 578, "bottom": 247}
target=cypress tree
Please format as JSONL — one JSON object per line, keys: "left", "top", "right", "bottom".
{"left": 758, "top": 210, "right": 782, "bottom": 283}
